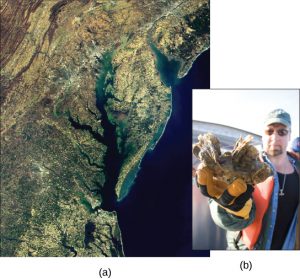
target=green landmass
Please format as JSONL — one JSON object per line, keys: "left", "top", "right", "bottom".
{"left": 0, "top": 0, "right": 209, "bottom": 256}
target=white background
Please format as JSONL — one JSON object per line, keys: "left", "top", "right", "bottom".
{"left": 1, "top": 252, "right": 300, "bottom": 278}
{"left": 1, "top": 0, "right": 300, "bottom": 278}
{"left": 211, "top": 0, "right": 300, "bottom": 88}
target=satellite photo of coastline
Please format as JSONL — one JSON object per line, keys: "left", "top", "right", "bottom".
{"left": 0, "top": 0, "right": 209, "bottom": 256}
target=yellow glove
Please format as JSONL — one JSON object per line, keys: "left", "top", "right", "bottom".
{"left": 196, "top": 167, "right": 254, "bottom": 219}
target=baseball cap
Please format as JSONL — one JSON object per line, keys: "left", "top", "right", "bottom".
{"left": 291, "top": 137, "right": 300, "bottom": 153}
{"left": 264, "top": 108, "right": 291, "bottom": 128}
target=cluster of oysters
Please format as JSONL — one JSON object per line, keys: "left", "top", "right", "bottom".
{"left": 193, "top": 133, "right": 272, "bottom": 185}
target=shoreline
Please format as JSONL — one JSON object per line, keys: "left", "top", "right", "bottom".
{"left": 116, "top": 109, "right": 172, "bottom": 201}
{"left": 116, "top": 47, "right": 209, "bottom": 201}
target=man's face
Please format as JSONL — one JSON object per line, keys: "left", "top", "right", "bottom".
{"left": 262, "top": 123, "right": 291, "bottom": 157}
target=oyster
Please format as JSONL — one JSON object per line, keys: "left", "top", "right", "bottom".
{"left": 193, "top": 133, "right": 272, "bottom": 185}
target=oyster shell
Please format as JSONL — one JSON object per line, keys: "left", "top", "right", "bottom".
{"left": 193, "top": 133, "right": 272, "bottom": 185}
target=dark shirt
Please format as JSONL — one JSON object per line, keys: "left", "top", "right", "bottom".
{"left": 271, "top": 170, "right": 299, "bottom": 249}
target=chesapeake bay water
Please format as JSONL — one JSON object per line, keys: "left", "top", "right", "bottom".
{"left": 117, "top": 48, "right": 210, "bottom": 256}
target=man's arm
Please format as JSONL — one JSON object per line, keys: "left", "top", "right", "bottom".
{"left": 209, "top": 199, "right": 256, "bottom": 231}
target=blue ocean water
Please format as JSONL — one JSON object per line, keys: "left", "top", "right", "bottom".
{"left": 117, "top": 49, "right": 210, "bottom": 256}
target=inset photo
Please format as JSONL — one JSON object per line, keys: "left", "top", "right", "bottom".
{"left": 192, "top": 89, "right": 300, "bottom": 250}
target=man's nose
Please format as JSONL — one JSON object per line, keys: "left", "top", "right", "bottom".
{"left": 270, "top": 131, "right": 280, "bottom": 141}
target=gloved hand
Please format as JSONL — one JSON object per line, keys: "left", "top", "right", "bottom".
{"left": 196, "top": 167, "right": 254, "bottom": 219}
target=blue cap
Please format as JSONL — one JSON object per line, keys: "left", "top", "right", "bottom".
{"left": 291, "top": 137, "right": 300, "bottom": 153}
{"left": 264, "top": 109, "right": 291, "bottom": 128}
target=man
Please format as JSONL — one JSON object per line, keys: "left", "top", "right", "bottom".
{"left": 196, "top": 109, "right": 300, "bottom": 249}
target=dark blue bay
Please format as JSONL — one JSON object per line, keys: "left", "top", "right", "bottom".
{"left": 117, "top": 49, "right": 210, "bottom": 256}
